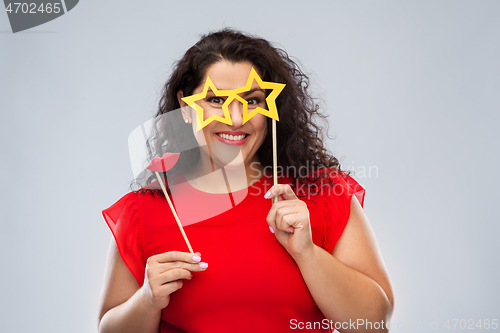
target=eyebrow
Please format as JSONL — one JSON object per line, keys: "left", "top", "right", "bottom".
{"left": 206, "top": 88, "right": 266, "bottom": 96}
{"left": 240, "top": 88, "right": 266, "bottom": 97}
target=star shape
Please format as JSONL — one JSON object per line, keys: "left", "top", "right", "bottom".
{"left": 232, "top": 67, "right": 285, "bottom": 125}
{"left": 181, "top": 68, "right": 286, "bottom": 131}
{"left": 181, "top": 76, "right": 233, "bottom": 132}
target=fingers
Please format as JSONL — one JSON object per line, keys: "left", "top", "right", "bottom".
{"left": 150, "top": 251, "right": 207, "bottom": 270}
{"left": 147, "top": 251, "right": 208, "bottom": 275}
{"left": 267, "top": 204, "right": 298, "bottom": 234}
{"left": 149, "top": 265, "right": 194, "bottom": 286}
{"left": 264, "top": 184, "right": 298, "bottom": 201}
{"left": 152, "top": 251, "right": 202, "bottom": 264}
{"left": 158, "top": 261, "right": 209, "bottom": 274}
{"left": 265, "top": 186, "right": 308, "bottom": 234}
{"left": 142, "top": 250, "right": 208, "bottom": 309}
{"left": 276, "top": 206, "right": 300, "bottom": 233}
{"left": 157, "top": 279, "right": 184, "bottom": 297}
{"left": 142, "top": 267, "right": 188, "bottom": 309}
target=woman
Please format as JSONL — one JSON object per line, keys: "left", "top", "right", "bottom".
{"left": 98, "top": 29, "right": 394, "bottom": 333}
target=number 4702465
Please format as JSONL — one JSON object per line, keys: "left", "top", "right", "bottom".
{"left": 5, "top": 3, "right": 61, "bottom": 14}
{"left": 444, "top": 319, "right": 498, "bottom": 330}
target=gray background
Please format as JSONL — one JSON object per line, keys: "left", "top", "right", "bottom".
{"left": 1, "top": 0, "right": 499, "bottom": 332}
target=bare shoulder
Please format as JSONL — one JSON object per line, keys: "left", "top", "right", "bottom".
{"left": 332, "top": 195, "right": 394, "bottom": 306}
{"left": 98, "top": 238, "right": 141, "bottom": 324}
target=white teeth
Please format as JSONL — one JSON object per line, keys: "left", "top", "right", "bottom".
{"left": 218, "top": 133, "right": 246, "bottom": 141}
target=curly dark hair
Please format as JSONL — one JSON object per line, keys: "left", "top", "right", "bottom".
{"left": 134, "top": 28, "right": 350, "bottom": 196}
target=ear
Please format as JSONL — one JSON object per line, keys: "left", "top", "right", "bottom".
{"left": 177, "top": 90, "right": 191, "bottom": 122}
{"left": 177, "top": 90, "right": 186, "bottom": 107}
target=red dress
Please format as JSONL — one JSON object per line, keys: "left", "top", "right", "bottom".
{"left": 103, "top": 171, "right": 365, "bottom": 333}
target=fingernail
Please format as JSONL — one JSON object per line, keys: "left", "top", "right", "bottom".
{"left": 269, "top": 226, "right": 275, "bottom": 233}
{"left": 192, "top": 256, "right": 201, "bottom": 262}
{"left": 264, "top": 190, "right": 271, "bottom": 199}
{"left": 199, "top": 262, "right": 208, "bottom": 269}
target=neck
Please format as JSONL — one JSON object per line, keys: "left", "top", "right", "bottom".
{"left": 185, "top": 151, "right": 265, "bottom": 194}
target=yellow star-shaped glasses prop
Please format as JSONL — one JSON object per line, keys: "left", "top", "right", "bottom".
{"left": 181, "top": 68, "right": 286, "bottom": 131}
{"left": 181, "top": 76, "right": 233, "bottom": 132}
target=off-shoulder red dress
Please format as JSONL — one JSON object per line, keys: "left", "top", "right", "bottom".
{"left": 102, "top": 171, "right": 365, "bottom": 333}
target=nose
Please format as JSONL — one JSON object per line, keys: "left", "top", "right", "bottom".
{"left": 227, "top": 99, "right": 243, "bottom": 128}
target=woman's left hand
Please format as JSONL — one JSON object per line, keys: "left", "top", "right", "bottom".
{"left": 265, "top": 184, "right": 315, "bottom": 257}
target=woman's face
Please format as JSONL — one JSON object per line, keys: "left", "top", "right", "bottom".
{"left": 179, "top": 61, "right": 268, "bottom": 173}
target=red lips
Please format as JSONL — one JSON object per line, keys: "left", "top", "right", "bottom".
{"left": 147, "top": 153, "right": 180, "bottom": 172}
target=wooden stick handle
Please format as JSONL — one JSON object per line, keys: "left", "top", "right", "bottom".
{"left": 272, "top": 119, "right": 278, "bottom": 203}
{"left": 155, "top": 172, "right": 194, "bottom": 253}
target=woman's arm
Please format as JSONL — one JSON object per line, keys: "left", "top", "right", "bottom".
{"left": 98, "top": 239, "right": 162, "bottom": 333}
{"left": 98, "top": 239, "right": 206, "bottom": 333}
{"left": 266, "top": 185, "right": 394, "bottom": 332}
{"left": 293, "top": 195, "right": 393, "bottom": 332}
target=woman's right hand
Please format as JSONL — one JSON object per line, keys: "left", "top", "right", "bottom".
{"left": 140, "top": 251, "right": 208, "bottom": 310}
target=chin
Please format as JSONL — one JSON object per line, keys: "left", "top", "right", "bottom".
{"left": 219, "top": 150, "right": 246, "bottom": 171}
{"left": 206, "top": 141, "right": 246, "bottom": 170}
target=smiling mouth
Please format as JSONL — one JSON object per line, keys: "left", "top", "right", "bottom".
{"left": 216, "top": 133, "right": 249, "bottom": 141}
